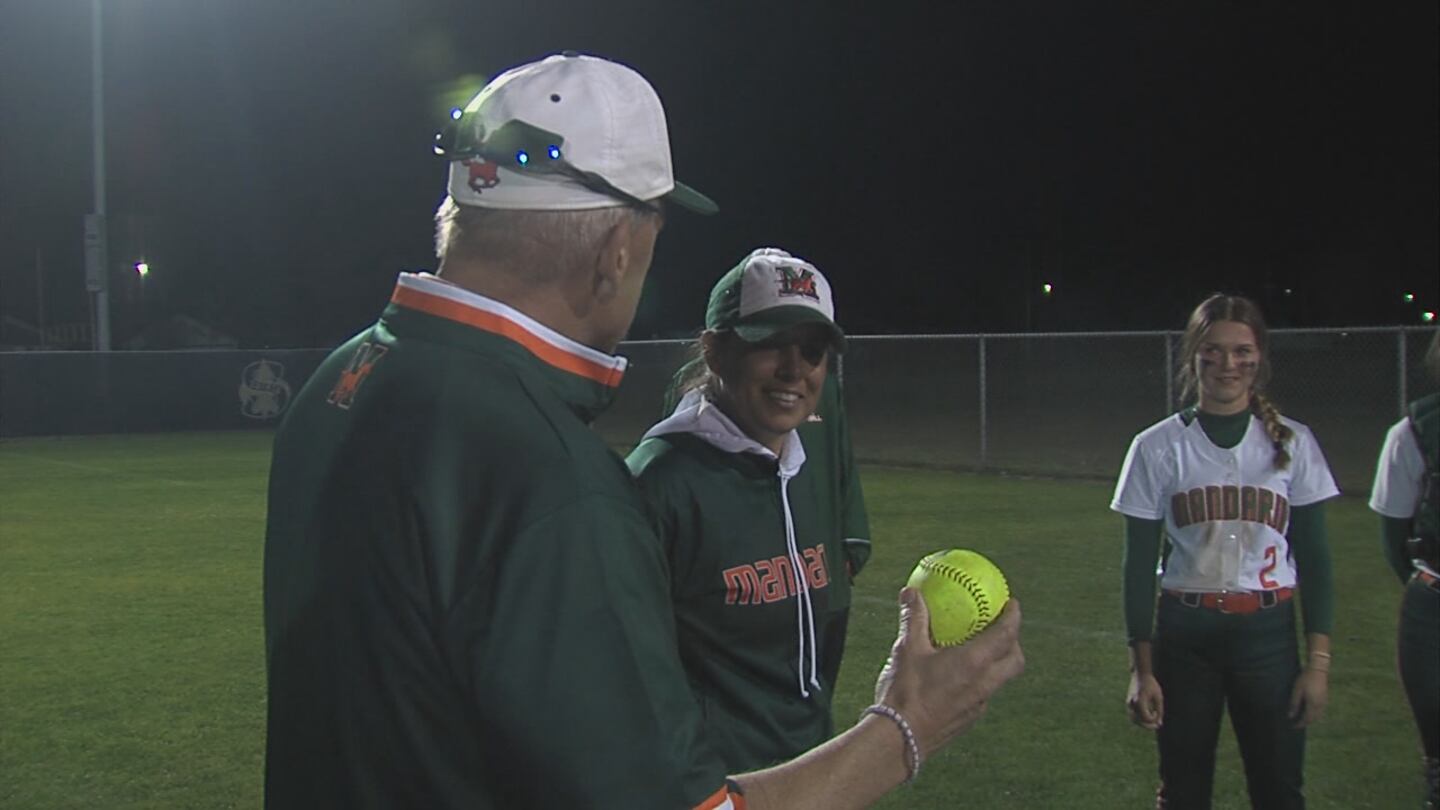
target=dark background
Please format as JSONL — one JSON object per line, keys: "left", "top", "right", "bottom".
{"left": 2, "top": 1, "right": 1436, "bottom": 348}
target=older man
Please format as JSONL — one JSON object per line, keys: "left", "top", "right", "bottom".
{"left": 263, "top": 52, "right": 1023, "bottom": 809}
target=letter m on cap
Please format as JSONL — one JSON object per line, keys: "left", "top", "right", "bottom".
{"left": 327, "top": 342, "right": 389, "bottom": 410}
{"left": 775, "top": 266, "right": 819, "bottom": 300}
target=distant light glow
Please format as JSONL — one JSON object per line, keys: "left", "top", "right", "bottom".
{"left": 1284, "top": 288, "right": 1292, "bottom": 295}
{"left": 1041, "top": 283, "right": 1053, "bottom": 295}
{"left": 515, "top": 150, "right": 529, "bottom": 166}
{"left": 449, "top": 108, "right": 463, "bottom": 120}
{"left": 135, "top": 261, "right": 149, "bottom": 277}
{"left": 1403, "top": 292, "right": 1415, "bottom": 303}
{"left": 1423, "top": 311, "right": 1436, "bottom": 323}
{"left": 547, "top": 145, "right": 561, "bottom": 160}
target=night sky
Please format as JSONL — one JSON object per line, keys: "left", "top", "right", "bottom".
{"left": 2, "top": 1, "right": 1436, "bottom": 349}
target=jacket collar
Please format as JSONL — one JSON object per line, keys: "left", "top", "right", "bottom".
{"left": 383, "top": 273, "right": 627, "bottom": 422}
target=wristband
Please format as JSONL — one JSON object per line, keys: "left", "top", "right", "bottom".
{"left": 862, "top": 704, "right": 922, "bottom": 784}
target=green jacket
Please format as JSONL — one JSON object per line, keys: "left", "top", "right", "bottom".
{"left": 264, "top": 274, "right": 727, "bottom": 809}
{"left": 807, "top": 373, "right": 873, "bottom": 575}
{"left": 627, "top": 391, "right": 855, "bottom": 771}
{"left": 663, "top": 365, "right": 871, "bottom": 575}
{"left": 1408, "top": 392, "right": 1439, "bottom": 543}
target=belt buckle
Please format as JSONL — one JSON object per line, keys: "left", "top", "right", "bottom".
{"left": 1259, "top": 590, "right": 1279, "bottom": 609}
{"left": 1179, "top": 591, "right": 1203, "bottom": 608}
{"left": 1215, "top": 590, "right": 1250, "bottom": 614}
{"left": 1215, "top": 590, "right": 1234, "bottom": 613}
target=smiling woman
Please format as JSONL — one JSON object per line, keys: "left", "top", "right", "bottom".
{"left": 1110, "top": 293, "right": 1340, "bottom": 809}
{"left": 1193, "top": 320, "right": 1260, "bottom": 415}
{"left": 626, "top": 247, "right": 867, "bottom": 772}
{"left": 697, "top": 324, "right": 834, "bottom": 454}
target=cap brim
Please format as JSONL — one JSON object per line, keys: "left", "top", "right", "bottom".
{"left": 732, "top": 307, "right": 846, "bottom": 352}
{"left": 663, "top": 181, "right": 719, "bottom": 215}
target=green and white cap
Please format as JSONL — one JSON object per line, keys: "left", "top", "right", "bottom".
{"left": 439, "top": 52, "right": 716, "bottom": 214}
{"left": 705, "top": 248, "right": 844, "bottom": 348}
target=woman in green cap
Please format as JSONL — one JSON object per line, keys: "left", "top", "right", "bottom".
{"left": 627, "top": 247, "right": 869, "bottom": 771}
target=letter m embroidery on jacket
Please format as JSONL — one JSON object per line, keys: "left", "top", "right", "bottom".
{"left": 327, "top": 342, "right": 388, "bottom": 410}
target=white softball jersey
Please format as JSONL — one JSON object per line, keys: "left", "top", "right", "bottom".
{"left": 1369, "top": 415, "right": 1439, "bottom": 579}
{"left": 1369, "top": 416, "right": 1426, "bottom": 519}
{"left": 1111, "top": 413, "right": 1340, "bottom": 592}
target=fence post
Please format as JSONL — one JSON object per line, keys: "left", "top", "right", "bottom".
{"left": 978, "top": 335, "right": 988, "bottom": 468}
{"left": 1397, "top": 328, "right": 1408, "bottom": 416}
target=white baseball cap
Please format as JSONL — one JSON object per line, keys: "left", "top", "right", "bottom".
{"left": 705, "top": 248, "right": 844, "bottom": 349}
{"left": 435, "top": 52, "right": 717, "bottom": 214}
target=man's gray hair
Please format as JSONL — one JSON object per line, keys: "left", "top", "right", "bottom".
{"left": 434, "top": 197, "right": 644, "bottom": 285}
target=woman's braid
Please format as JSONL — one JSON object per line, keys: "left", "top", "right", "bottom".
{"left": 1250, "top": 392, "right": 1293, "bottom": 470}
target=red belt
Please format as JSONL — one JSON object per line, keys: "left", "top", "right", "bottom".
{"left": 1164, "top": 587, "right": 1294, "bottom": 615}
{"left": 1417, "top": 570, "right": 1440, "bottom": 591}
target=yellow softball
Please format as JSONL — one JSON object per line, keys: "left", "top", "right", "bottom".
{"left": 906, "top": 549, "right": 1011, "bottom": 646}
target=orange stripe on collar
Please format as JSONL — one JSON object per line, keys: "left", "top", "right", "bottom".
{"left": 693, "top": 784, "right": 743, "bottom": 810}
{"left": 391, "top": 285, "right": 624, "bottom": 388}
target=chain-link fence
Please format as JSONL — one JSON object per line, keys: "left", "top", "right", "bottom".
{"left": 3, "top": 326, "right": 1431, "bottom": 494}
{"left": 595, "top": 326, "right": 1437, "bottom": 495}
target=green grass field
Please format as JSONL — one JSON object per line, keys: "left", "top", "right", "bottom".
{"left": 0, "top": 432, "right": 1425, "bottom": 808}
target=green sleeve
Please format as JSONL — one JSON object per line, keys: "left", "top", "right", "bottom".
{"left": 841, "top": 464, "right": 872, "bottom": 575}
{"left": 455, "top": 496, "right": 724, "bottom": 807}
{"left": 1380, "top": 515, "right": 1413, "bottom": 584}
{"left": 831, "top": 376, "right": 872, "bottom": 576}
{"left": 1122, "top": 516, "right": 1164, "bottom": 644}
{"left": 1288, "top": 502, "right": 1334, "bottom": 635}
{"left": 625, "top": 439, "right": 682, "bottom": 573}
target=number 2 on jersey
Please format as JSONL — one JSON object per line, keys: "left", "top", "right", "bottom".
{"left": 1259, "top": 545, "right": 1280, "bottom": 589}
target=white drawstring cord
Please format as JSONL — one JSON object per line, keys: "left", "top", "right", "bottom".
{"left": 779, "top": 471, "right": 821, "bottom": 697}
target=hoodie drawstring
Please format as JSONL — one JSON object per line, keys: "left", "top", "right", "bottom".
{"left": 642, "top": 392, "right": 821, "bottom": 699}
{"left": 779, "top": 470, "right": 821, "bottom": 698}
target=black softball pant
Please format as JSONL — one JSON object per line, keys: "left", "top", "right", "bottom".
{"left": 1152, "top": 594, "right": 1304, "bottom": 810}
{"left": 1397, "top": 575, "right": 1439, "bottom": 808}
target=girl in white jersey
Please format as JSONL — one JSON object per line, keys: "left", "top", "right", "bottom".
{"left": 1369, "top": 330, "right": 1440, "bottom": 809}
{"left": 1111, "top": 294, "right": 1339, "bottom": 809}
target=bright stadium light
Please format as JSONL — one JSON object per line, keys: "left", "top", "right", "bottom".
{"left": 135, "top": 261, "right": 149, "bottom": 277}
{"left": 1423, "top": 311, "right": 1436, "bottom": 323}
{"left": 1041, "top": 282, "right": 1053, "bottom": 295}
{"left": 1403, "top": 292, "right": 1416, "bottom": 303}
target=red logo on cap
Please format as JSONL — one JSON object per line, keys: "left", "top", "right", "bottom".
{"left": 776, "top": 266, "right": 819, "bottom": 300}
{"left": 463, "top": 158, "right": 500, "bottom": 193}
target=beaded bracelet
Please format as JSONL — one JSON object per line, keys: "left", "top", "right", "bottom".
{"left": 862, "top": 704, "right": 922, "bottom": 784}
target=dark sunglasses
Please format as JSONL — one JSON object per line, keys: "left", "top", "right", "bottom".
{"left": 434, "top": 113, "right": 658, "bottom": 212}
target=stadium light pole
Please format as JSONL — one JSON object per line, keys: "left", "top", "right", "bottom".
{"left": 85, "top": 0, "right": 112, "bottom": 351}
